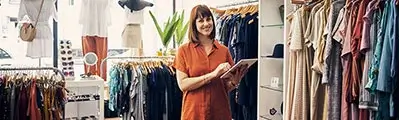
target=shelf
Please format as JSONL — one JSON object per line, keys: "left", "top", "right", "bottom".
{"left": 261, "top": 24, "right": 284, "bottom": 28}
{"left": 260, "top": 55, "right": 284, "bottom": 59}
{"left": 260, "top": 85, "right": 283, "bottom": 92}
{"left": 260, "top": 115, "right": 272, "bottom": 120}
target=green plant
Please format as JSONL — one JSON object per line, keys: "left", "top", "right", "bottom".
{"left": 174, "top": 11, "right": 189, "bottom": 47}
{"left": 149, "top": 11, "right": 180, "bottom": 50}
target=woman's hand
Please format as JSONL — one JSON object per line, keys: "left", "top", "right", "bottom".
{"left": 211, "top": 62, "right": 232, "bottom": 77}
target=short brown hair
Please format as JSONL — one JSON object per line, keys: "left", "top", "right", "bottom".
{"left": 188, "top": 5, "right": 216, "bottom": 43}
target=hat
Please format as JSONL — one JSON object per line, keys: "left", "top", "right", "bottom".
{"left": 267, "top": 44, "right": 284, "bottom": 58}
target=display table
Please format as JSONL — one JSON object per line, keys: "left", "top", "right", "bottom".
{"left": 65, "top": 76, "right": 105, "bottom": 120}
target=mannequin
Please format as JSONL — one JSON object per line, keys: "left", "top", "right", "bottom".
{"left": 18, "top": 0, "right": 58, "bottom": 65}
{"left": 120, "top": 0, "right": 153, "bottom": 56}
{"left": 79, "top": 0, "right": 111, "bottom": 80}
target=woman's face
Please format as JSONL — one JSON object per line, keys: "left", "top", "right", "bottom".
{"left": 195, "top": 16, "right": 214, "bottom": 36}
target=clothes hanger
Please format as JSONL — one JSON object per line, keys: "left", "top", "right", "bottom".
{"left": 304, "top": 0, "right": 323, "bottom": 10}
{"left": 250, "top": 5, "right": 258, "bottom": 15}
{"left": 242, "top": 5, "right": 252, "bottom": 17}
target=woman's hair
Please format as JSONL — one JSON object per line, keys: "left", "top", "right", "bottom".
{"left": 188, "top": 5, "right": 216, "bottom": 43}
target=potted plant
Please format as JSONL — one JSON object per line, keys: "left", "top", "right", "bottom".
{"left": 149, "top": 11, "right": 180, "bottom": 56}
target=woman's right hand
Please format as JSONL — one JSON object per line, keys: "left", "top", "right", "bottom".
{"left": 212, "top": 62, "right": 231, "bottom": 77}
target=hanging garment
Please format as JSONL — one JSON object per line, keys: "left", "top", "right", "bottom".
{"left": 79, "top": 0, "right": 111, "bottom": 37}
{"left": 122, "top": 24, "right": 143, "bottom": 49}
{"left": 124, "top": 7, "right": 144, "bottom": 24}
{"left": 108, "top": 61, "right": 181, "bottom": 120}
{"left": 82, "top": 36, "right": 108, "bottom": 80}
{"left": 0, "top": 75, "right": 66, "bottom": 120}
{"left": 359, "top": 0, "right": 379, "bottom": 111}
{"left": 18, "top": 0, "right": 58, "bottom": 58}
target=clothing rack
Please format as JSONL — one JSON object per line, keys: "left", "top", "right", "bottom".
{"left": 100, "top": 56, "right": 175, "bottom": 78}
{"left": 0, "top": 67, "right": 65, "bottom": 80}
{"left": 102, "top": 56, "right": 175, "bottom": 120}
{"left": 215, "top": 0, "right": 258, "bottom": 8}
{"left": 0, "top": 66, "right": 66, "bottom": 120}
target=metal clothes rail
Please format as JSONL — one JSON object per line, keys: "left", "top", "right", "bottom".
{"left": 0, "top": 67, "right": 65, "bottom": 80}
{"left": 100, "top": 56, "right": 175, "bottom": 78}
{"left": 0, "top": 66, "right": 66, "bottom": 119}
{"left": 215, "top": 0, "right": 259, "bottom": 8}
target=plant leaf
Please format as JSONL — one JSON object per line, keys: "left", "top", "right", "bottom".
{"left": 179, "top": 21, "right": 189, "bottom": 44}
{"left": 163, "top": 19, "right": 180, "bottom": 48}
{"left": 149, "top": 11, "right": 164, "bottom": 40}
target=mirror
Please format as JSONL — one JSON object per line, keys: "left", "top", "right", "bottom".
{"left": 83, "top": 52, "right": 98, "bottom": 77}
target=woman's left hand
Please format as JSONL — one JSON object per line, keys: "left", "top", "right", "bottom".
{"left": 224, "top": 64, "right": 249, "bottom": 87}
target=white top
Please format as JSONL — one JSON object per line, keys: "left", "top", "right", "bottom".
{"left": 18, "top": 0, "right": 58, "bottom": 58}
{"left": 79, "top": 0, "right": 111, "bottom": 37}
{"left": 124, "top": 7, "right": 144, "bottom": 24}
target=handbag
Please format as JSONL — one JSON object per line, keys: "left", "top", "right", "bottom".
{"left": 20, "top": 0, "right": 44, "bottom": 42}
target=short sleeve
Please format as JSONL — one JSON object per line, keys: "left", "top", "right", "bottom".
{"left": 227, "top": 51, "right": 234, "bottom": 66}
{"left": 173, "top": 47, "right": 188, "bottom": 74}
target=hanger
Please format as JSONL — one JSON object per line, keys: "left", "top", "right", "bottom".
{"left": 301, "top": 0, "right": 320, "bottom": 10}
{"left": 250, "top": 5, "right": 258, "bottom": 15}
{"left": 210, "top": 7, "right": 226, "bottom": 17}
{"left": 239, "top": 5, "right": 250, "bottom": 18}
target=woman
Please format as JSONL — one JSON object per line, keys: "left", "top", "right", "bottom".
{"left": 173, "top": 5, "right": 248, "bottom": 120}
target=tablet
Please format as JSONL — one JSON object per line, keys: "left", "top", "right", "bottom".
{"left": 220, "top": 58, "right": 258, "bottom": 79}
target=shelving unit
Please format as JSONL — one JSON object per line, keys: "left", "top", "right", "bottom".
{"left": 65, "top": 76, "right": 105, "bottom": 120}
{"left": 258, "top": 0, "right": 284, "bottom": 119}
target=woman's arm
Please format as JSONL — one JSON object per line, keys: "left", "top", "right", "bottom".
{"left": 176, "top": 70, "right": 216, "bottom": 92}
{"left": 176, "top": 62, "right": 231, "bottom": 92}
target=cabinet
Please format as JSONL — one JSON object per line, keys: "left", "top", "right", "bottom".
{"left": 258, "top": 0, "right": 284, "bottom": 119}
{"left": 65, "top": 76, "right": 105, "bottom": 120}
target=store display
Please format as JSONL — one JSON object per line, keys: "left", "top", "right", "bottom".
{"left": 120, "top": 0, "right": 152, "bottom": 57}
{"left": 18, "top": 0, "right": 58, "bottom": 58}
{"left": 60, "top": 40, "right": 75, "bottom": 80}
{"left": 79, "top": 0, "right": 111, "bottom": 81}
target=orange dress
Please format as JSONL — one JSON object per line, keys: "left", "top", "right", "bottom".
{"left": 173, "top": 41, "right": 234, "bottom": 120}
